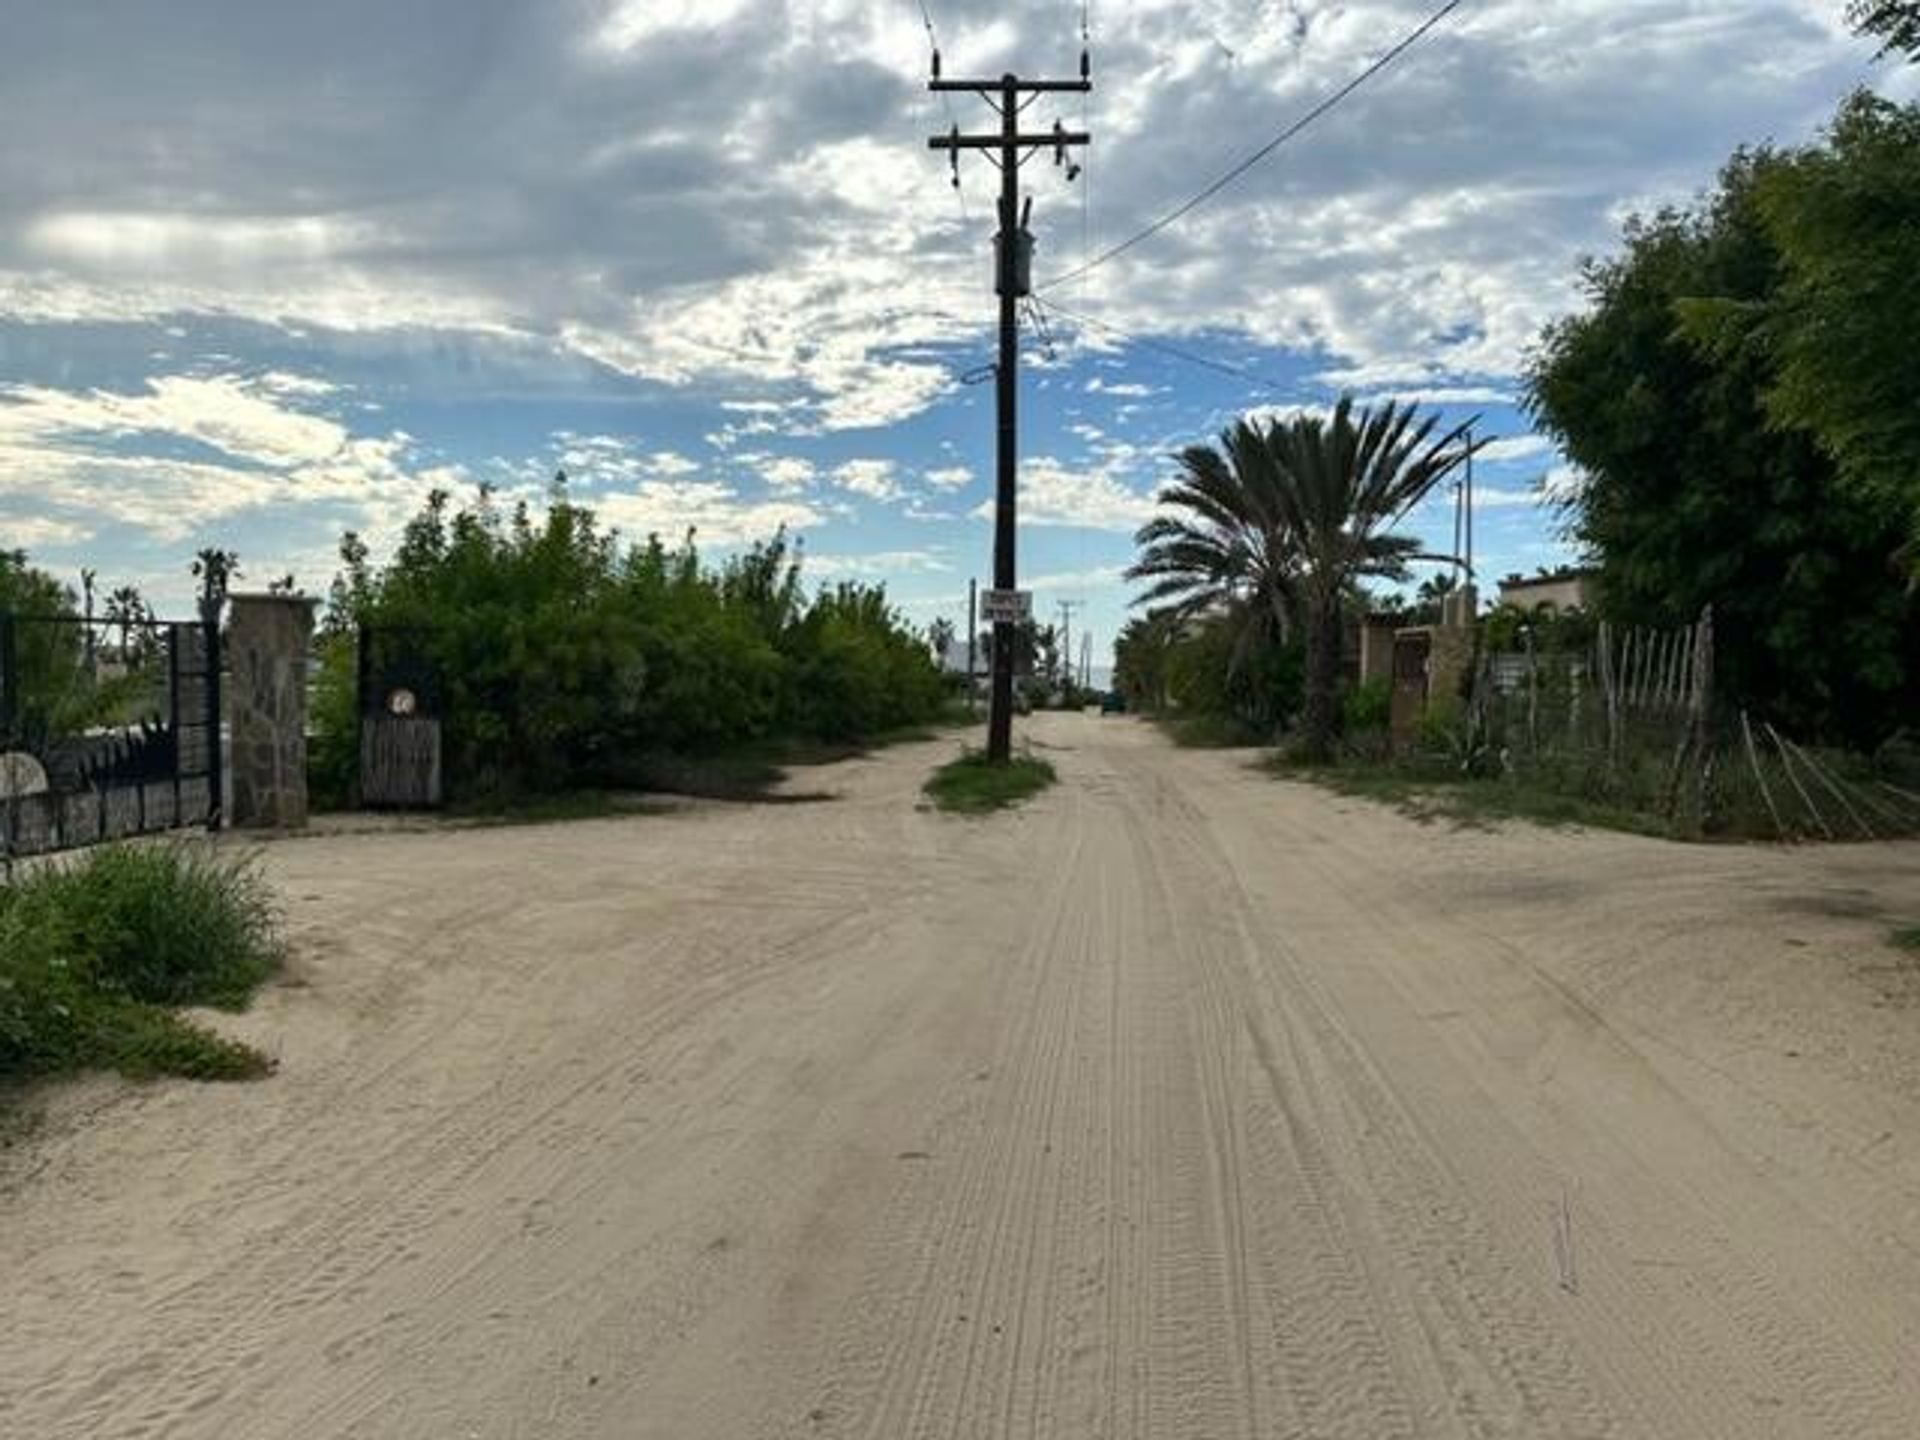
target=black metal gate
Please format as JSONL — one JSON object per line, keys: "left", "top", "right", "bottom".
{"left": 0, "top": 614, "right": 222, "bottom": 859}
{"left": 357, "top": 624, "right": 444, "bottom": 808}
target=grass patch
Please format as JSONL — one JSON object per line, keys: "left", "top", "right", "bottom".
{"left": 924, "top": 751, "right": 1058, "bottom": 815}
{"left": 0, "top": 843, "right": 281, "bottom": 1090}
{"left": 1892, "top": 926, "right": 1920, "bottom": 952}
{"left": 1271, "top": 758, "right": 1674, "bottom": 839}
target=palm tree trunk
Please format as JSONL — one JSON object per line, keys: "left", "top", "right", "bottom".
{"left": 1301, "top": 598, "right": 1342, "bottom": 763}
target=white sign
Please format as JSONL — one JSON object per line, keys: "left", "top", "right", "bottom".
{"left": 979, "top": 588, "right": 1032, "bottom": 624}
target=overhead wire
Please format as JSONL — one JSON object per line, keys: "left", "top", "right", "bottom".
{"left": 1036, "top": 0, "right": 1467, "bottom": 291}
{"left": 913, "top": 0, "right": 971, "bottom": 222}
{"left": 1032, "top": 294, "right": 1297, "bottom": 398}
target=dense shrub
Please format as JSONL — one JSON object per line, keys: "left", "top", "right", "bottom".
{"left": 313, "top": 481, "right": 947, "bottom": 801}
{"left": 0, "top": 844, "right": 280, "bottom": 1083}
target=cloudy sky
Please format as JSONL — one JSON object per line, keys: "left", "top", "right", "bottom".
{"left": 0, "top": 0, "right": 1908, "bottom": 659}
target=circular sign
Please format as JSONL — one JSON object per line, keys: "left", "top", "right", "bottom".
{"left": 387, "top": 687, "right": 418, "bottom": 717}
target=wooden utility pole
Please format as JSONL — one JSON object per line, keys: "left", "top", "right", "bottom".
{"left": 930, "top": 59, "right": 1089, "bottom": 762}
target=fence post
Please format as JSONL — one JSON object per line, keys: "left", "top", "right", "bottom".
{"left": 206, "top": 617, "right": 224, "bottom": 832}
{"left": 226, "top": 593, "right": 318, "bottom": 829}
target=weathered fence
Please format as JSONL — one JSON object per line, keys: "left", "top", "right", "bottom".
{"left": 1468, "top": 605, "right": 1919, "bottom": 840}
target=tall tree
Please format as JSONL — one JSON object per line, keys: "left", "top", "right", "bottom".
{"left": 1747, "top": 94, "right": 1920, "bottom": 576}
{"left": 1849, "top": 1, "right": 1920, "bottom": 59}
{"left": 1261, "top": 399, "right": 1472, "bottom": 760}
{"left": 1129, "top": 418, "right": 1301, "bottom": 635}
{"left": 1131, "top": 401, "right": 1468, "bottom": 760}
{"left": 1527, "top": 148, "right": 1917, "bottom": 744}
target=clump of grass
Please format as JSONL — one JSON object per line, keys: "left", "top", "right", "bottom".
{"left": 1892, "top": 926, "right": 1920, "bottom": 952}
{"left": 0, "top": 843, "right": 282, "bottom": 1088}
{"left": 924, "top": 750, "right": 1057, "bottom": 815}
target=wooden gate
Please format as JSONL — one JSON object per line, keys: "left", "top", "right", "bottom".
{"left": 1389, "top": 629, "right": 1431, "bottom": 744}
{"left": 357, "top": 626, "right": 443, "bottom": 808}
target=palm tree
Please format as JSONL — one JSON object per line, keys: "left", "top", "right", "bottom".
{"left": 1127, "top": 417, "right": 1303, "bottom": 713}
{"left": 1265, "top": 397, "right": 1475, "bottom": 760}
{"left": 1130, "top": 398, "right": 1474, "bottom": 761}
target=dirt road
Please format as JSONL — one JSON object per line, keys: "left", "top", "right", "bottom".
{"left": 5, "top": 712, "right": 1920, "bottom": 1438}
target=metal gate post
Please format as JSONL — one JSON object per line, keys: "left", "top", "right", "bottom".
{"left": 205, "top": 619, "right": 224, "bottom": 831}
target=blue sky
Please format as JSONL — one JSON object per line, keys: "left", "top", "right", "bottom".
{"left": 0, "top": 1, "right": 1907, "bottom": 665}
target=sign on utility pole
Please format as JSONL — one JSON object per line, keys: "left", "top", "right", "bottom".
{"left": 979, "top": 588, "right": 1032, "bottom": 625}
{"left": 929, "top": 54, "right": 1089, "bottom": 763}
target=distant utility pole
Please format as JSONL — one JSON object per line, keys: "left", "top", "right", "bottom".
{"left": 930, "top": 55, "right": 1089, "bottom": 762}
{"left": 1057, "top": 599, "right": 1082, "bottom": 692}
{"left": 966, "top": 578, "right": 978, "bottom": 716}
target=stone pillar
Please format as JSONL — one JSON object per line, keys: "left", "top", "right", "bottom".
{"left": 227, "top": 593, "right": 318, "bottom": 829}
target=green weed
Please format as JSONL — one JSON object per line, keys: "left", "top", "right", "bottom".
{"left": 924, "top": 751, "right": 1058, "bottom": 815}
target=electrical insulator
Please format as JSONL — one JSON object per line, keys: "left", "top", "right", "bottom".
{"left": 1080, "top": 48, "right": 1090, "bottom": 80}
{"left": 932, "top": 48, "right": 941, "bottom": 81}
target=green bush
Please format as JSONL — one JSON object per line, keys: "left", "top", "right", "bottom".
{"left": 307, "top": 632, "right": 359, "bottom": 810}
{"left": 326, "top": 484, "right": 947, "bottom": 799}
{"left": 0, "top": 844, "right": 280, "bottom": 1085}
{"left": 1343, "top": 678, "right": 1391, "bottom": 734}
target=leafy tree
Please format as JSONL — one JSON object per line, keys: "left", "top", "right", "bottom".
{"left": 1850, "top": 1, "right": 1920, "bottom": 59}
{"left": 1113, "top": 611, "right": 1180, "bottom": 712}
{"left": 0, "top": 553, "right": 147, "bottom": 741}
{"left": 1745, "top": 94, "right": 1920, "bottom": 575}
{"left": 1527, "top": 146, "right": 1918, "bottom": 744}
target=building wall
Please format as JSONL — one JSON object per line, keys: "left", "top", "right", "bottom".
{"left": 1498, "top": 574, "right": 1593, "bottom": 614}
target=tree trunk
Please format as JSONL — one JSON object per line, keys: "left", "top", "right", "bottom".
{"left": 1300, "top": 598, "right": 1342, "bottom": 763}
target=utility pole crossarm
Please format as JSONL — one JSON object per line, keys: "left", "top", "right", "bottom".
{"left": 929, "top": 132, "right": 1091, "bottom": 151}
{"left": 930, "top": 78, "right": 1091, "bottom": 94}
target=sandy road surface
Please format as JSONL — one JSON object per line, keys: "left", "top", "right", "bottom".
{"left": 5, "top": 712, "right": 1920, "bottom": 1438}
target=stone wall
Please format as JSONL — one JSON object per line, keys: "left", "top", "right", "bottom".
{"left": 227, "top": 594, "right": 317, "bottom": 829}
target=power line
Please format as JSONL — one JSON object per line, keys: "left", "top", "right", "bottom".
{"left": 1031, "top": 294, "right": 1297, "bottom": 398}
{"left": 913, "top": 0, "right": 971, "bottom": 223}
{"left": 1037, "top": 0, "right": 1467, "bottom": 292}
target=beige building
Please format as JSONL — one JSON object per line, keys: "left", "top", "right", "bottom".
{"left": 1497, "top": 567, "right": 1596, "bottom": 614}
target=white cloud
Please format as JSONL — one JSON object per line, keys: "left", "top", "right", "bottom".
{"left": 833, "top": 457, "right": 900, "bottom": 501}
{"left": 923, "top": 464, "right": 974, "bottom": 491}
{"left": 1087, "top": 378, "right": 1158, "bottom": 398}
{"left": 1478, "top": 434, "right": 1553, "bottom": 464}
{"left": 753, "top": 454, "right": 818, "bottom": 489}
{"left": 3, "top": 514, "right": 93, "bottom": 549}
{"left": 596, "top": 480, "right": 821, "bottom": 544}
{"left": 1472, "top": 486, "right": 1546, "bottom": 511}
{"left": 0, "top": 0, "right": 1879, "bottom": 431}
{"left": 972, "top": 456, "right": 1159, "bottom": 532}
{"left": 804, "top": 548, "right": 951, "bottom": 578}
{"left": 0, "top": 373, "right": 441, "bottom": 539}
